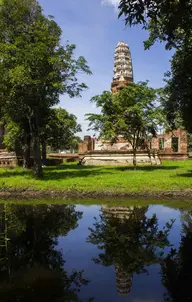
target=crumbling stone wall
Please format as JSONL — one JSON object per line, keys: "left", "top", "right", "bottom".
{"left": 151, "top": 128, "right": 188, "bottom": 154}
{"left": 79, "top": 129, "right": 188, "bottom": 162}
{"left": 78, "top": 136, "right": 95, "bottom": 154}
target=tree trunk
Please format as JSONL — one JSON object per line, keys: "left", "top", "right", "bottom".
{"left": 23, "top": 135, "right": 31, "bottom": 169}
{"left": 42, "top": 142, "right": 47, "bottom": 166}
{"left": 146, "top": 143, "right": 152, "bottom": 165}
{"left": 29, "top": 113, "right": 43, "bottom": 178}
{"left": 31, "top": 133, "right": 43, "bottom": 178}
{"left": 148, "top": 149, "right": 152, "bottom": 165}
{"left": 133, "top": 149, "right": 137, "bottom": 170}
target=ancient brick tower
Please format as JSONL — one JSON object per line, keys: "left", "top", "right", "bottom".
{"left": 111, "top": 41, "right": 133, "bottom": 94}
{"left": 101, "top": 206, "right": 134, "bottom": 296}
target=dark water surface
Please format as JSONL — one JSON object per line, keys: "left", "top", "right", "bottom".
{"left": 0, "top": 202, "right": 191, "bottom": 301}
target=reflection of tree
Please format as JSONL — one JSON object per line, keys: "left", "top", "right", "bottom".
{"left": 88, "top": 206, "right": 174, "bottom": 297}
{"left": 161, "top": 209, "right": 192, "bottom": 302}
{"left": 0, "top": 203, "right": 91, "bottom": 302}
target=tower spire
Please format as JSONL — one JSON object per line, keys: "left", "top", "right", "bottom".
{"left": 111, "top": 41, "right": 133, "bottom": 94}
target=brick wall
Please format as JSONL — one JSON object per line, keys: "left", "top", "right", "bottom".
{"left": 151, "top": 129, "right": 188, "bottom": 154}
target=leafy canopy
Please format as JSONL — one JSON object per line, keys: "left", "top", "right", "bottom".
{"left": 0, "top": 0, "right": 91, "bottom": 176}
{"left": 161, "top": 40, "right": 192, "bottom": 133}
{"left": 42, "top": 108, "right": 82, "bottom": 151}
{"left": 118, "top": 0, "right": 192, "bottom": 133}
{"left": 87, "top": 82, "right": 161, "bottom": 152}
{"left": 118, "top": 0, "right": 192, "bottom": 49}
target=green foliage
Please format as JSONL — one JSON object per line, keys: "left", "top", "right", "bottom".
{"left": 157, "top": 87, "right": 184, "bottom": 132}
{"left": 161, "top": 41, "right": 192, "bottom": 133}
{"left": 87, "top": 82, "right": 161, "bottom": 165}
{"left": 0, "top": 0, "right": 91, "bottom": 177}
{"left": 118, "top": 1, "right": 192, "bottom": 133}
{"left": 42, "top": 107, "right": 81, "bottom": 151}
{"left": 118, "top": 0, "right": 192, "bottom": 50}
{"left": 2, "top": 120, "right": 23, "bottom": 152}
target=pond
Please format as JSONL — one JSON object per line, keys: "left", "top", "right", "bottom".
{"left": 0, "top": 202, "right": 191, "bottom": 301}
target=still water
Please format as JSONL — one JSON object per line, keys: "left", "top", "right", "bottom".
{"left": 0, "top": 202, "right": 191, "bottom": 301}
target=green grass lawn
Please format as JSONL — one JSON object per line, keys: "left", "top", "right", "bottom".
{"left": 0, "top": 160, "right": 191, "bottom": 193}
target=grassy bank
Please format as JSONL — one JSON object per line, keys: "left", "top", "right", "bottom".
{"left": 0, "top": 198, "right": 192, "bottom": 209}
{"left": 0, "top": 160, "right": 191, "bottom": 198}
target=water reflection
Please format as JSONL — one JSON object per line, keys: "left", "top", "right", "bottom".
{"left": 162, "top": 208, "right": 192, "bottom": 301}
{"left": 88, "top": 205, "right": 174, "bottom": 297}
{"left": 0, "top": 202, "right": 190, "bottom": 301}
{"left": 0, "top": 204, "right": 91, "bottom": 302}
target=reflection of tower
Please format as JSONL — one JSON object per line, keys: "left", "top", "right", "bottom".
{"left": 111, "top": 41, "right": 133, "bottom": 94}
{"left": 101, "top": 206, "right": 135, "bottom": 296}
{"left": 115, "top": 265, "right": 133, "bottom": 296}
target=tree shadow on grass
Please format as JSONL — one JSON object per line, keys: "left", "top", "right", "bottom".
{"left": 113, "top": 165, "right": 180, "bottom": 172}
{"left": 43, "top": 166, "right": 111, "bottom": 181}
{"left": 173, "top": 170, "right": 192, "bottom": 178}
{"left": 0, "top": 169, "right": 33, "bottom": 178}
{"left": 0, "top": 164, "right": 181, "bottom": 182}
{"left": 45, "top": 164, "right": 99, "bottom": 171}
{"left": 0, "top": 164, "right": 111, "bottom": 180}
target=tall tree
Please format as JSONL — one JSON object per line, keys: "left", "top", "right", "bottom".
{"left": 0, "top": 0, "right": 91, "bottom": 177}
{"left": 87, "top": 82, "right": 160, "bottom": 167}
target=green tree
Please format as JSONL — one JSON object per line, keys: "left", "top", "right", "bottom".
{"left": 69, "top": 135, "right": 82, "bottom": 153}
{"left": 2, "top": 108, "right": 82, "bottom": 166}
{"left": 118, "top": 0, "right": 192, "bottom": 50}
{"left": 0, "top": 0, "right": 91, "bottom": 177}
{"left": 41, "top": 108, "right": 81, "bottom": 163}
{"left": 1, "top": 114, "right": 32, "bottom": 168}
{"left": 2, "top": 119, "right": 24, "bottom": 153}
{"left": 160, "top": 42, "right": 192, "bottom": 133}
{"left": 87, "top": 82, "right": 160, "bottom": 168}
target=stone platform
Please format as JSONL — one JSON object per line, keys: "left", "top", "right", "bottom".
{"left": 0, "top": 150, "right": 18, "bottom": 168}
{"left": 159, "top": 152, "right": 189, "bottom": 160}
{"left": 80, "top": 151, "right": 161, "bottom": 166}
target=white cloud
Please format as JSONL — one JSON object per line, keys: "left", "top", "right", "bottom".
{"left": 101, "top": 0, "right": 120, "bottom": 8}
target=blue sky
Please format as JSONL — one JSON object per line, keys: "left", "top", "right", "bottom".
{"left": 39, "top": 0, "right": 174, "bottom": 138}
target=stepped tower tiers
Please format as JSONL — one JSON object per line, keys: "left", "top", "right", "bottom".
{"left": 111, "top": 41, "right": 133, "bottom": 94}
{"left": 101, "top": 206, "right": 135, "bottom": 296}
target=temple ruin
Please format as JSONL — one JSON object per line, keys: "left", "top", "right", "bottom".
{"left": 79, "top": 41, "right": 188, "bottom": 165}
{"left": 0, "top": 41, "right": 188, "bottom": 167}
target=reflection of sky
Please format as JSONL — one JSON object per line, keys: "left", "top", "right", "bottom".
{"left": 57, "top": 204, "right": 183, "bottom": 302}
{"left": 147, "top": 205, "right": 182, "bottom": 251}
